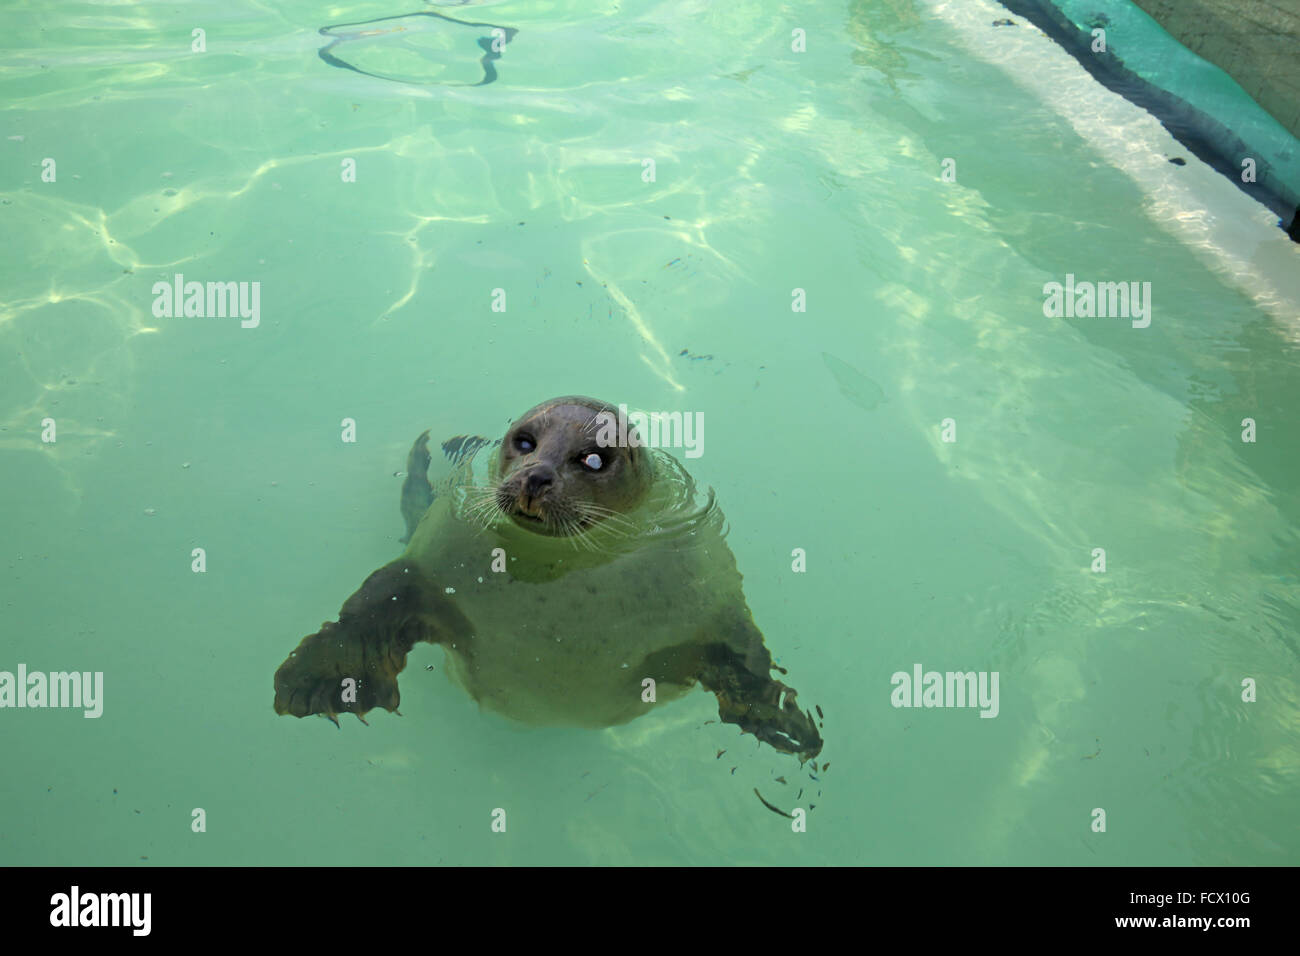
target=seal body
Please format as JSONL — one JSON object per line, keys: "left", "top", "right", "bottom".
{"left": 275, "top": 397, "right": 822, "bottom": 760}
{"left": 404, "top": 459, "right": 730, "bottom": 728}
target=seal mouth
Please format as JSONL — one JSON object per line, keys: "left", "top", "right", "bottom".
{"left": 492, "top": 480, "right": 599, "bottom": 537}
{"left": 514, "top": 496, "right": 546, "bottom": 520}
{"left": 494, "top": 485, "right": 542, "bottom": 523}
{"left": 497, "top": 487, "right": 553, "bottom": 529}
{"left": 503, "top": 495, "right": 599, "bottom": 537}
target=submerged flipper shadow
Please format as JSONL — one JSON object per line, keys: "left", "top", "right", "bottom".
{"left": 318, "top": 11, "right": 519, "bottom": 87}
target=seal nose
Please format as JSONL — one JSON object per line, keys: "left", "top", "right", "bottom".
{"left": 523, "top": 467, "right": 554, "bottom": 498}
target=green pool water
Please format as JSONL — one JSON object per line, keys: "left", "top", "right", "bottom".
{"left": 1, "top": 0, "right": 1298, "bottom": 866}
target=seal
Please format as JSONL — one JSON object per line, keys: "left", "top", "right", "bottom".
{"left": 273, "top": 396, "right": 823, "bottom": 761}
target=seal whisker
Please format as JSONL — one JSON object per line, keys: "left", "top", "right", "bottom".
{"left": 575, "top": 502, "right": 637, "bottom": 528}
{"left": 459, "top": 485, "right": 506, "bottom": 531}
{"left": 566, "top": 519, "right": 607, "bottom": 554}
{"left": 568, "top": 512, "right": 626, "bottom": 555}
{"left": 558, "top": 516, "right": 588, "bottom": 551}
{"left": 572, "top": 502, "right": 637, "bottom": 538}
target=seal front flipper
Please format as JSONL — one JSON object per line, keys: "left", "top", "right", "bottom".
{"left": 699, "top": 645, "right": 823, "bottom": 762}
{"left": 693, "top": 608, "right": 823, "bottom": 762}
{"left": 401, "top": 431, "right": 492, "bottom": 542}
{"left": 439, "top": 434, "right": 491, "bottom": 466}
{"left": 400, "top": 430, "right": 434, "bottom": 543}
{"left": 274, "top": 559, "right": 473, "bottom": 723}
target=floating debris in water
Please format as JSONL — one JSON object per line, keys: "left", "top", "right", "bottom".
{"left": 754, "top": 789, "right": 792, "bottom": 819}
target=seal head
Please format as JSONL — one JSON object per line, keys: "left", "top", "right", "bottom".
{"left": 489, "top": 396, "right": 653, "bottom": 537}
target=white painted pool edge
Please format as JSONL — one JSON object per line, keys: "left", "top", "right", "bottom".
{"left": 919, "top": 0, "right": 1300, "bottom": 332}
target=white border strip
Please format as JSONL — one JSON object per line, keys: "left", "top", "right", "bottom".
{"left": 921, "top": 0, "right": 1300, "bottom": 329}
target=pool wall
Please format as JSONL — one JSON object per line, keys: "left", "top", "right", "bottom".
{"left": 997, "top": 0, "right": 1300, "bottom": 240}
{"left": 1133, "top": 0, "right": 1300, "bottom": 139}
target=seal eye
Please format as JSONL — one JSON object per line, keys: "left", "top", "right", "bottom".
{"left": 581, "top": 452, "right": 603, "bottom": 471}
{"left": 515, "top": 434, "right": 535, "bottom": 453}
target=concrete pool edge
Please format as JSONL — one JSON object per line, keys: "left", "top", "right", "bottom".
{"left": 1132, "top": 0, "right": 1300, "bottom": 141}
{"left": 991, "top": 0, "right": 1300, "bottom": 242}
{"left": 920, "top": 0, "right": 1300, "bottom": 331}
